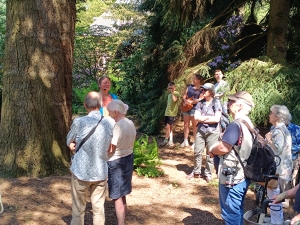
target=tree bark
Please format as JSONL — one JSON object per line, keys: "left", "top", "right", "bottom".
{"left": 0, "top": 0, "right": 76, "bottom": 177}
{"left": 267, "top": 0, "right": 290, "bottom": 63}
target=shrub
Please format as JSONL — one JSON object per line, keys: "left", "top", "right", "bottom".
{"left": 72, "top": 81, "right": 99, "bottom": 114}
{"left": 225, "top": 57, "right": 300, "bottom": 126}
{"left": 133, "top": 134, "right": 163, "bottom": 177}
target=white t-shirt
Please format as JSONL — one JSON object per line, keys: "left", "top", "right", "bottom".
{"left": 109, "top": 118, "right": 136, "bottom": 161}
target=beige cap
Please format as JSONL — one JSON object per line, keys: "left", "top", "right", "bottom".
{"left": 227, "top": 91, "right": 255, "bottom": 107}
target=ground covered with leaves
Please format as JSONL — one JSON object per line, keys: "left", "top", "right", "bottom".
{"left": 0, "top": 121, "right": 297, "bottom": 225}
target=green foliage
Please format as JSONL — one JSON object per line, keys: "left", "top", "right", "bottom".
{"left": 76, "top": 0, "right": 112, "bottom": 29}
{"left": 287, "top": 0, "right": 300, "bottom": 66}
{"left": 73, "top": 28, "right": 113, "bottom": 88}
{"left": 244, "top": 0, "right": 270, "bottom": 24}
{"left": 135, "top": 166, "right": 163, "bottom": 178}
{"left": 226, "top": 58, "right": 300, "bottom": 126}
{"left": 113, "top": 1, "right": 209, "bottom": 134}
{"left": 133, "top": 134, "right": 163, "bottom": 177}
{"left": 136, "top": 64, "right": 212, "bottom": 134}
{"left": 72, "top": 81, "right": 99, "bottom": 114}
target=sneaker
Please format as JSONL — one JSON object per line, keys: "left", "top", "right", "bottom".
{"left": 186, "top": 172, "right": 194, "bottom": 180}
{"left": 180, "top": 141, "right": 189, "bottom": 148}
{"left": 161, "top": 139, "right": 168, "bottom": 146}
{"left": 205, "top": 176, "right": 212, "bottom": 183}
{"left": 167, "top": 142, "right": 175, "bottom": 147}
{"left": 186, "top": 172, "right": 202, "bottom": 179}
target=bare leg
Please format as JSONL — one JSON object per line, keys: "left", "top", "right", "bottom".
{"left": 183, "top": 115, "right": 190, "bottom": 141}
{"left": 191, "top": 116, "right": 197, "bottom": 143}
{"left": 114, "top": 196, "right": 127, "bottom": 225}
{"left": 169, "top": 125, "right": 173, "bottom": 142}
{"left": 165, "top": 123, "right": 171, "bottom": 140}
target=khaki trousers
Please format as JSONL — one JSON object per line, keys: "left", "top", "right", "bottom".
{"left": 71, "top": 174, "right": 107, "bottom": 225}
{"left": 194, "top": 128, "right": 220, "bottom": 176}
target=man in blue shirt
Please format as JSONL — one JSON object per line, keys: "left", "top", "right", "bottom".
{"left": 67, "top": 91, "right": 114, "bottom": 225}
{"left": 209, "top": 91, "right": 255, "bottom": 225}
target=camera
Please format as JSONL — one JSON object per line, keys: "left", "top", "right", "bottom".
{"left": 222, "top": 167, "right": 236, "bottom": 188}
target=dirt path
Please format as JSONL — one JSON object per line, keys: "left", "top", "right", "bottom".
{"left": 0, "top": 121, "right": 296, "bottom": 225}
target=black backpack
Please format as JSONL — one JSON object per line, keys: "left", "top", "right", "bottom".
{"left": 233, "top": 119, "right": 278, "bottom": 182}
{"left": 199, "top": 98, "right": 230, "bottom": 131}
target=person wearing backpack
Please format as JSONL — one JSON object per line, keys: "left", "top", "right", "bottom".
{"left": 186, "top": 83, "right": 222, "bottom": 182}
{"left": 263, "top": 105, "right": 293, "bottom": 225}
{"left": 208, "top": 91, "right": 255, "bottom": 225}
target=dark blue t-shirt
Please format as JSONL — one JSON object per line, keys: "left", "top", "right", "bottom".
{"left": 222, "top": 122, "right": 241, "bottom": 146}
{"left": 186, "top": 85, "right": 202, "bottom": 101}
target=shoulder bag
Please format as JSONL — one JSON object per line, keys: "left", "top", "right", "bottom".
{"left": 70, "top": 116, "right": 104, "bottom": 160}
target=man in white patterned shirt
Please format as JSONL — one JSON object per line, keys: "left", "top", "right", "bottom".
{"left": 67, "top": 91, "right": 114, "bottom": 225}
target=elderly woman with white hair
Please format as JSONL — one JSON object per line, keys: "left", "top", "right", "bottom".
{"left": 106, "top": 99, "right": 136, "bottom": 225}
{"left": 264, "top": 105, "right": 293, "bottom": 225}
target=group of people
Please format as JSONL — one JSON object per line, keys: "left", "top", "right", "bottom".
{"left": 162, "top": 69, "right": 300, "bottom": 225}
{"left": 67, "top": 76, "right": 136, "bottom": 225}
{"left": 163, "top": 70, "right": 229, "bottom": 182}
{"left": 67, "top": 72, "right": 300, "bottom": 225}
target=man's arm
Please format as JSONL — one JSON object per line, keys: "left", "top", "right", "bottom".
{"left": 67, "top": 119, "right": 79, "bottom": 146}
{"left": 209, "top": 141, "right": 232, "bottom": 157}
{"left": 66, "top": 119, "right": 79, "bottom": 155}
{"left": 209, "top": 122, "right": 240, "bottom": 157}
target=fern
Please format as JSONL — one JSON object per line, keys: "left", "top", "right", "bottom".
{"left": 133, "top": 134, "right": 163, "bottom": 177}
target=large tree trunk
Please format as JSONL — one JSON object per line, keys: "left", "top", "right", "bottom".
{"left": 0, "top": 0, "right": 76, "bottom": 177}
{"left": 267, "top": 0, "right": 290, "bottom": 63}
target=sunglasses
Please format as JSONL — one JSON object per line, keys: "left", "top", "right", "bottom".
{"left": 101, "top": 82, "right": 111, "bottom": 85}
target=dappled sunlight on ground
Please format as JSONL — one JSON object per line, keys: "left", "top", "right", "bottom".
{"left": 0, "top": 119, "right": 296, "bottom": 224}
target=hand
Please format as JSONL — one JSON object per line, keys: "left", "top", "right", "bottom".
{"left": 291, "top": 213, "right": 300, "bottom": 225}
{"left": 69, "top": 142, "right": 76, "bottom": 151}
{"left": 209, "top": 152, "right": 214, "bottom": 158}
{"left": 168, "top": 87, "right": 174, "bottom": 93}
{"left": 186, "top": 99, "right": 193, "bottom": 104}
{"left": 200, "top": 92, "right": 204, "bottom": 99}
{"left": 265, "top": 132, "right": 272, "bottom": 143}
{"left": 272, "top": 191, "right": 288, "bottom": 204}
